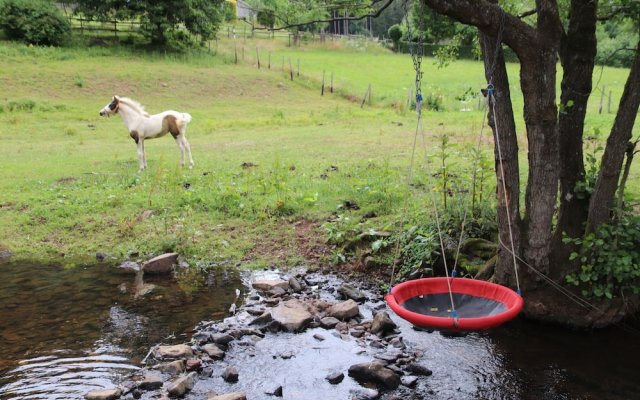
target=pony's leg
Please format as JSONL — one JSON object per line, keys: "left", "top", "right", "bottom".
{"left": 137, "top": 139, "right": 146, "bottom": 171}
{"left": 174, "top": 135, "right": 186, "bottom": 167}
{"left": 181, "top": 135, "right": 194, "bottom": 168}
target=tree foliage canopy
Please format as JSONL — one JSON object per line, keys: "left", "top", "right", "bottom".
{"left": 70, "top": 0, "right": 225, "bottom": 47}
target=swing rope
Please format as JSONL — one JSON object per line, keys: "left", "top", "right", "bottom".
{"left": 482, "top": 8, "right": 522, "bottom": 295}
{"left": 389, "top": 0, "right": 461, "bottom": 325}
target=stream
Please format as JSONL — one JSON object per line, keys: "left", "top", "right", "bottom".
{"left": 1, "top": 261, "right": 639, "bottom": 399}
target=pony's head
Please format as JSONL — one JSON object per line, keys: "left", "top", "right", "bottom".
{"left": 99, "top": 96, "right": 120, "bottom": 117}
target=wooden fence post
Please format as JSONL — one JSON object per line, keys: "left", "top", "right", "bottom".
{"left": 289, "top": 58, "right": 294, "bottom": 81}
{"left": 608, "top": 90, "right": 612, "bottom": 113}
{"left": 361, "top": 84, "right": 371, "bottom": 108}
{"left": 234, "top": 45, "right": 238, "bottom": 64}
{"left": 599, "top": 85, "right": 605, "bottom": 114}
{"left": 256, "top": 47, "right": 260, "bottom": 69}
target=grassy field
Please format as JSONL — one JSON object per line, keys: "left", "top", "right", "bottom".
{"left": 0, "top": 37, "right": 637, "bottom": 272}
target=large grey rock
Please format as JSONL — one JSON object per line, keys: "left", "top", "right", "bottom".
{"left": 167, "top": 372, "right": 196, "bottom": 397}
{"left": 270, "top": 299, "right": 313, "bottom": 332}
{"left": 370, "top": 311, "right": 396, "bottom": 335}
{"left": 142, "top": 253, "right": 178, "bottom": 274}
{"left": 208, "top": 393, "right": 247, "bottom": 400}
{"left": 155, "top": 344, "right": 193, "bottom": 359}
{"left": 327, "top": 299, "right": 360, "bottom": 320}
{"left": 348, "top": 361, "right": 401, "bottom": 389}
{"left": 252, "top": 279, "right": 289, "bottom": 292}
{"left": 85, "top": 388, "right": 122, "bottom": 400}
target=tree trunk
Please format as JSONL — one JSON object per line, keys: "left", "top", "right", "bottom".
{"left": 478, "top": 29, "right": 522, "bottom": 291}
{"left": 550, "top": 0, "right": 598, "bottom": 280}
{"left": 554, "top": 0, "right": 597, "bottom": 234}
{"left": 587, "top": 41, "right": 640, "bottom": 232}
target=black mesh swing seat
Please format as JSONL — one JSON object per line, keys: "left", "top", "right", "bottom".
{"left": 385, "top": 277, "right": 523, "bottom": 332}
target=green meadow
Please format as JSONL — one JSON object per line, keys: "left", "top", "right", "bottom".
{"left": 0, "top": 37, "right": 636, "bottom": 270}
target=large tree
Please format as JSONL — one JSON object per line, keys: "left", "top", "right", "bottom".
{"left": 420, "top": 0, "right": 639, "bottom": 327}
{"left": 259, "top": 0, "right": 639, "bottom": 328}
{"left": 71, "top": 0, "right": 225, "bottom": 46}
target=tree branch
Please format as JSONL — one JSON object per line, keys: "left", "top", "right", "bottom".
{"left": 245, "top": 0, "right": 395, "bottom": 32}
{"left": 517, "top": 8, "right": 538, "bottom": 19}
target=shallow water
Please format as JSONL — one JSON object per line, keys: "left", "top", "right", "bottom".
{"left": 0, "top": 261, "right": 242, "bottom": 399}
{"left": 1, "top": 262, "right": 639, "bottom": 400}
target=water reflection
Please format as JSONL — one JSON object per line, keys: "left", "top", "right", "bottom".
{"left": 0, "top": 262, "right": 242, "bottom": 399}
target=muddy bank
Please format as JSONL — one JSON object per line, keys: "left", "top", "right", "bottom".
{"left": 94, "top": 269, "right": 434, "bottom": 400}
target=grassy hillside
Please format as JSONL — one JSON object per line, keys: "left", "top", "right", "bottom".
{"left": 0, "top": 38, "right": 636, "bottom": 271}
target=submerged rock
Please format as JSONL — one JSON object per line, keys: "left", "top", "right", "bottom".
{"left": 208, "top": 392, "right": 247, "bottom": 400}
{"left": 84, "top": 388, "right": 122, "bottom": 400}
{"left": 326, "top": 371, "right": 345, "bottom": 384}
{"left": 117, "top": 261, "right": 140, "bottom": 274}
{"left": 222, "top": 366, "right": 239, "bottom": 382}
{"left": 155, "top": 344, "right": 193, "bottom": 359}
{"left": 338, "top": 283, "right": 366, "bottom": 302}
{"left": 348, "top": 361, "right": 401, "bottom": 389}
{"left": 167, "top": 372, "right": 196, "bottom": 397}
{"left": 202, "top": 343, "right": 225, "bottom": 360}
{"left": 252, "top": 279, "right": 289, "bottom": 292}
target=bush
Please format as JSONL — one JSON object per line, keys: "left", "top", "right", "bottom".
{"left": 0, "top": 0, "right": 70, "bottom": 46}
{"left": 388, "top": 24, "right": 402, "bottom": 51}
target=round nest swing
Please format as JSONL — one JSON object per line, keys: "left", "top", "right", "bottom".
{"left": 385, "top": 277, "right": 524, "bottom": 332}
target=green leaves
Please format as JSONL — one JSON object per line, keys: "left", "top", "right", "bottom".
{"left": 564, "top": 215, "right": 640, "bottom": 299}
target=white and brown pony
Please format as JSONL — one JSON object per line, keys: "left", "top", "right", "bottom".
{"left": 99, "top": 96, "right": 194, "bottom": 171}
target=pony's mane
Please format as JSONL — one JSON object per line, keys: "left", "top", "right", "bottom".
{"left": 118, "top": 97, "right": 150, "bottom": 116}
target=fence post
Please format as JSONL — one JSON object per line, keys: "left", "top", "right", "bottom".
{"left": 361, "top": 84, "right": 371, "bottom": 108}
{"left": 322, "top": 70, "right": 325, "bottom": 96}
{"left": 289, "top": 58, "right": 294, "bottom": 81}
{"left": 268, "top": 52, "right": 271, "bottom": 69}
{"left": 256, "top": 47, "right": 260, "bottom": 69}
{"left": 599, "top": 85, "right": 605, "bottom": 114}
{"left": 608, "top": 90, "right": 612, "bottom": 113}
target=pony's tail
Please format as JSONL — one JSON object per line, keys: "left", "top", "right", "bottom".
{"left": 181, "top": 113, "right": 192, "bottom": 124}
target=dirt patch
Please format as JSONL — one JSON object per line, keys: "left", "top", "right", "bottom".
{"left": 243, "top": 219, "right": 331, "bottom": 268}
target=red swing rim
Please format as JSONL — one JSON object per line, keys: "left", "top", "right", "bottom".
{"left": 385, "top": 277, "right": 524, "bottom": 331}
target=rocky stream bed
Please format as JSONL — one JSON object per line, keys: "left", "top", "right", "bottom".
{"left": 85, "top": 264, "right": 435, "bottom": 400}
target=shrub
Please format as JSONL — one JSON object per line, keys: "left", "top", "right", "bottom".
{"left": 388, "top": 24, "right": 402, "bottom": 51}
{"left": 565, "top": 215, "right": 640, "bottom": 299}
{"left": 0, "top": 0, "right": 70, "bottom": 46}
